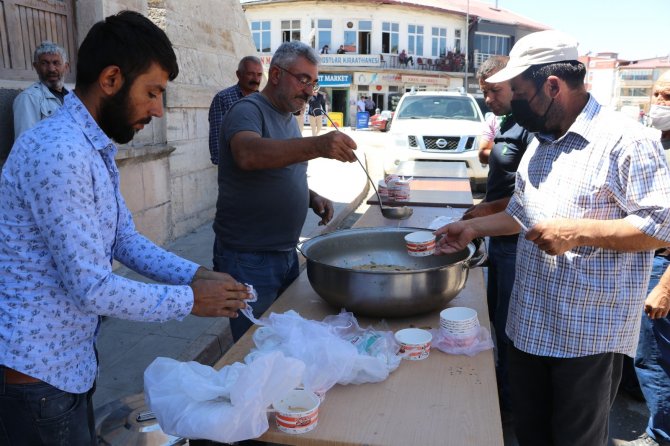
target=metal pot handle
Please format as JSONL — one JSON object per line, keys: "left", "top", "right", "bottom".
{"left": 296, "top": 239, "right": 308, "bottom": 257}
{"left": 465, "top": 237, "right": 488, "bottom": 268}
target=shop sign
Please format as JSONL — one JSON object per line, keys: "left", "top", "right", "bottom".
{"left": 354, "top": 72, "right": 403, "bottom": 85}
{"left": 401, "top": 75, "right": 450, "bottom": 86}
{"left": 260, "top": 54, "right": 379, "bottom": 69}
{"left": 320, "top": 54, "right": 381, "bottom": 66}
{"left": 318, "top": 73, "right": 352, "bottom": 87}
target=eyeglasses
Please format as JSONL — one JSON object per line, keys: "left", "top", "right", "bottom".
{"left": 276, "top": 65, "right": 320, "bottom": 92}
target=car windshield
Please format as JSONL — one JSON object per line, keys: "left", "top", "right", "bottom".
{"left": 396, "top": 96, "right": 480, "bottom": 121}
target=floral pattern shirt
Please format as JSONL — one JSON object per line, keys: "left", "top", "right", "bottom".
{"left": 0, "top": 93, "right": 198, "bottom": 393}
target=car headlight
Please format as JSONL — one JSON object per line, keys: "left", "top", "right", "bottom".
{"left": 393, "top": 136, "right": 409, "bottom": 148}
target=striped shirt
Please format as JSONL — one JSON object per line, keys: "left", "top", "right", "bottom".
{"left": 506, "top": 95, "right": 670, "bottom": 358}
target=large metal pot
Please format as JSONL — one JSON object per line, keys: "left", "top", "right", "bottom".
{"left": 297, "top": 227, "right": 486, "bottom": 318}
{"left": 95, "top": 393, "right": 187, "bottom": 445}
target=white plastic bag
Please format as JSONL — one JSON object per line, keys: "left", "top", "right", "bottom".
{"left": 428, "top": 215, "right": 457, "bottom": 230}
{"left": 322, "top": 311, "right": 401, "bottom": 384}
{"left": 431, "top": 326, "right": 494, "bottom": 357}
{"left": 144, "top": 351, "right": 304, "bottom": 443}
{"left": 246, "top": 310, "right": 356, "bottom": 395}
{"left": 246, "top": 310, "right": 401, "bottom": 394}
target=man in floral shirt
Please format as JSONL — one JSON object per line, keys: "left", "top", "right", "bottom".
{"left": 0, "top": 11, "right": 250, "bottom": 445}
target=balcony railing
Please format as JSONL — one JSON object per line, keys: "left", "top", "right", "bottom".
{"left": 381, "top": 53, "right": 466, "bottom": 72}
{"left": 473, "top": 51, "right": 496, "bottom": 69}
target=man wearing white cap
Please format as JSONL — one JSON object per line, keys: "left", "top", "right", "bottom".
{"left": 435, "top": 30, "right": 670, "bottom": 446}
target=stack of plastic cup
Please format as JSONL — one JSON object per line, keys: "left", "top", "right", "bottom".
{"left": 378, "top": 180, "right": 389, "bottom": 200}
{"left": 439, "top": 307, "right": 480, "bottom": 347}
{"left": 392, "top": 179, "right": 411, "bottom": 201}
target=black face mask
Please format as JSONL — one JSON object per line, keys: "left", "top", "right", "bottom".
{"left": 511, "top": 93, "right": 554, "bottom": 133}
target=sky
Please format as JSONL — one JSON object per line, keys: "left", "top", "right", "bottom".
{"left": 481, "top": 0, "right": 669, "bottom": 61}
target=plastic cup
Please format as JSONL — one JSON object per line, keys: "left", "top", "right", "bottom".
{"left": 404, "top": 231, "right": 436, "bottom": 257}
{"left": 440, "top": 307, "right": 480, "bottom": 346}
{"left": 392, "top": 179, "right": 411, "bottom": 201}
{"left": 272, "top": 389, "right": 321, "bottom": 434}
{"left": 378, "top": 180, "right": 389, "bottom": 198}
{"left": 395, "top": 328, "right": 432, "bottom": 360}
{"left": 384, "top": 174, "right": 400, "bottom": 185}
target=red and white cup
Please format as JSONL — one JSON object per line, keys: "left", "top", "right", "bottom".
{"left": 404, "top": 231, "right": 436, "bottom": 257}
{"left": 272, "top": 389, "right": 321, "bottom": 434}
{"left": 395, "top": 328, "right": 432, "bottom": 360}
{"left": 378, "top": 180, "right": 389, "bottom": 199}
{"left": 384, "top": 174, "right": 400, "bottom": 185}
{"left": 391, "top": 179, "right": 411, "bottom": 201}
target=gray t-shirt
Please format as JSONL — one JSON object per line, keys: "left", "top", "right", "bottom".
{"left": 214, "top": 93, "right": 308, "bottom": 251}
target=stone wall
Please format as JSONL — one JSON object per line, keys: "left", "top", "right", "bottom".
{"left": 160, "top": 0, "right": 258, "bottom": 238}
{"left": 0, "top": 0, "right": 256, "bottom": 245}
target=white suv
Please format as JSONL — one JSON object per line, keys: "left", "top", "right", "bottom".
{"left": 385, "top": 91, "right": 488, "bottom": 189}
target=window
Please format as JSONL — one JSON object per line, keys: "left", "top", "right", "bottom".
{"left": 0, "top": 0, "right": 77, "bottom": 81}
{"left": 408, "top": 25, "right": 424, "bottom": 56}
{"left": 620, "top": 69, "right": 653, "bottom": 81}
{"left": 317, "top": 19, "right": 332, "bottom": 51}
{"left": 281, "top": 20, "right": 301, "bottom": 43}
{"left": 474, "top": 33, "right": 510, "bottom": 56}
{"left": 454, "top": 29, "right": 462, "bottom": 52}
{"left": 621, "top": 87, "right": 651, "bottom": 97}
{"left": 251, "top": 20, "right": 271, "bottom": 52}
{"left": 358, "top": 20, "right": 371, "bottom": 54}
{"left": 382, "top": 22, "right": 399, "bottom": 54}
{"left": 431, "top": 27, "right": 447, "bottom": 58}
{"left": 343, "top": 29, "right": 359, "bottom": 53}
{"left": 342, "top": 20, "right": 371, "bottom": 54}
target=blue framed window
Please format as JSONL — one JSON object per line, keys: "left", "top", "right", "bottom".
{"left": 251, "top": 20, "right": 271, "bottom": 52}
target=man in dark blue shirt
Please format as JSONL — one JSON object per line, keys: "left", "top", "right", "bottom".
{"left": 208, "top": 56, "right": 263, "bottom": 165}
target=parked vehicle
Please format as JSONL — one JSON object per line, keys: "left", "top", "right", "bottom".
{"left": 369, "top": 110, "right": 394, "bottom": 132}
{"left": 384, "top": 90, "right": 488, "bottom": 189}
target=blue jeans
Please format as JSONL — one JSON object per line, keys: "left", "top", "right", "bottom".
{"left": 0, "top": 367, "right": 96, "bottom": 445}
{"left": 213, "top": 237, "right": 300, "bottom": 342}
{"left": 487, "top": 236, "right": 517, "bottom": 411}
{"left": 635, "top": 256, "right": 670, "bottom": 443}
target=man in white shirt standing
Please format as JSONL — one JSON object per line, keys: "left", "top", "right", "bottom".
{"left": 357, "top": 96, "right": 366, "bottom": 112}
{"left": 13, "top": 41, "right": 70, "bottom": 140}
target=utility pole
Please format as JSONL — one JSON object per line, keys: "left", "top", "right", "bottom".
{"left": 464, "top": 0, "right": 469, "bottom": 93}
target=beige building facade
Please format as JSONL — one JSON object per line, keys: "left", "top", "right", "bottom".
{"left": 0, "top": 0, "right": 257, "bottom": 245}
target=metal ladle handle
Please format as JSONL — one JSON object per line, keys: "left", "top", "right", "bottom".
{"left": 310, "top": 108, "right": 385, "bottom": 208}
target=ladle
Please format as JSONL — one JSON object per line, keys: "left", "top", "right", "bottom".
{"left": 311, "top": 108, "right": 413, "bottom": 220}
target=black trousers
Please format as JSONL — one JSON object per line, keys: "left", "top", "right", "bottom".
{"left": 508, "top": 344, "right": 623, "bottom": 446}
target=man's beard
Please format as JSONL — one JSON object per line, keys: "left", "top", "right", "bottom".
{"left": 98, "top": 83, "right": 151, "bottom": 144}
{"left": 43, "top": 76, "right": 64, "bottom": 91}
